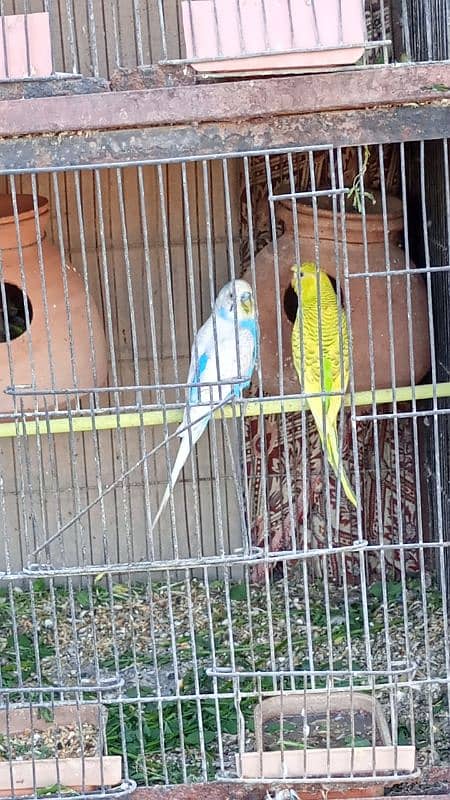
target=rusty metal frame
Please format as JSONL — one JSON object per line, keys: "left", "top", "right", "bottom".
{"left": 0, "top": 63, "right": 449, "bottom": 173}
{"left": 0, "top": 62, "right": 449, "bottom": 138}
{"left": 0, "top": 102, "right": 449, "bottom": 173}
{"left": 129, "top": 761, "right": 450, "bottom": 800}
{"left": 129, "top": 776, "right": 450, "bottom": 800}
{"left": 132, "top": 792, "right": 450, "bottom": 800}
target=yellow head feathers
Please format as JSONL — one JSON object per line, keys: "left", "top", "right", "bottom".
{"left": 291, "top": 262, "right": 326, "bottom": 299}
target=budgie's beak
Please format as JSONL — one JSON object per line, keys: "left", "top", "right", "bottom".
{"left": 240, "top": 291, "right": 252, "bottom": 314}
{"left": 290, "top": 264, "right": 302, "bottom": 289}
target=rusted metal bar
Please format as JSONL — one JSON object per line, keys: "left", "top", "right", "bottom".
{"left": 109, "top": 64, "right": 201, "bottom": 90}
{"left": 0, "top": 75, "right": 109, "bottom": 101}
{"left": 1, "top": 102, "right": 450, "bottom": 173}
{"left": 0, "top": 62, "right": 450, "bottom": 138}
{"left": 130, "top": 788, "right": 450, "bottom": 800}
{"left": 128, "top": 766, "right": 450, "bottom": 800}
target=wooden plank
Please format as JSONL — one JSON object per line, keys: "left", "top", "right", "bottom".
{"left": 239, "top": 746, "right": 416, "bottom": 780}
{"left": 1, "top": 63, "right": 450, "bottom": 136}
{"left": 0, "top": 756, "right": 122, "bottom": 793}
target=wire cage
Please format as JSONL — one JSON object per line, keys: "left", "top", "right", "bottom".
{"left": 0, "top": 0, "right": 449, "bottom": 796}
{"left": 0, "top": 0, "right": 447, "bottom": 83}
{"left": 0, "top": 127, "right": 448, "bottom": 796}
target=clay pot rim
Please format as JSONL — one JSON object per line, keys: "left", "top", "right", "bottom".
{"left": 0, "top": 194, "right": 49, "bottom": 226}
{"left": 279, "top": 191, "right": 404, "bottom": 236}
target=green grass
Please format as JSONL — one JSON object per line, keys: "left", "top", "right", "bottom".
{"left": 105, "top": 670, "right": 254, "bottom": 783}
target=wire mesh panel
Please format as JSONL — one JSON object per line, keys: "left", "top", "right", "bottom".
{"left": 0, "top": 1, "right": 448, "bottom": 81}
{"left": 0, "top": 132, "right": 448, "bottom": 796}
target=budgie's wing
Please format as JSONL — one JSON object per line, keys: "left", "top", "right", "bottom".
{"left": 303, "top": 304, "right": 348, "bottom": 390}
{"left": 197, "top": 314, "right": 257, "bottom": 397}
{"left": 180, "top": 312, "right": 257, "bottom": 434}
{"left": 154, "top": 311, "right": 258, "bottom": 530}
{"left": 177, "top": 316, "right": 217, "bottom": 436}
{"left": 185, "top": 316, "right": 214, "bottom": 397}
{"left": 321, "top": 316, "right": 356, "bottom": 507}
{"left": 314, "top": 309, "right": 349, "bottom": 430}
{"left": 322, "top": 355, "right": 333, "bottom": 413}
{"left": 324, "top": 306, "right": 350, "bottom": 424}
{"left": 223, "top": 319, "right": 258, "bottom": 397}
{"left": 292, "top": 280, "right": 355, "bottom": 506}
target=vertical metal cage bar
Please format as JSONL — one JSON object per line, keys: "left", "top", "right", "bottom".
{"left": 265, "top": 155, "right": 296, "bottom": 553}
{"left": 243, "top": 155, "right": 270, "bottom": 555}
{"left": 136, "top": 165, "right": 160, "bottom": 561}
{"left": 336, "top": 148, "right": 373, "bottom": 674}
{"left": 132, "top": 0, "right": 144, "bottom": 66}
{"left": 418, "top": 140, "right": 441, "bottom": 759}
{"left": 201, "top": 159, "right": 229, "bottom": 561}
{"left": 286, "top": 152, "right": 310, "bottom": 558}
{"left": 63, "top": 0, "right": 79, "bottom": 74}
{"left": 85, "top": 0, "right": 99, "bottom": 77}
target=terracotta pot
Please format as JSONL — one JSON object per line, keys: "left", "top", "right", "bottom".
{"left": 0, "top": 194, "right": 108, "bottom": 414}
{"left": 181, "top": 0, "right": 365, "bottom": 74}
{"left": 246, "top": 192, "right": 430, "bottom": 395}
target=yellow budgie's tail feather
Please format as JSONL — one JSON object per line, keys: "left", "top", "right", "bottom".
{"left": 325, "top": 426, "right": 357, "bottom": 508}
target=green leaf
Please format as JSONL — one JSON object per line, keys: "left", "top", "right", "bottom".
{"left": 220, "top": 715, "right": 237, "bottom": 735}
{"left": 386, "top": 582, "right": 403, "bottom": 601}
{"left": 39, "top": 641, "right": 55, "bottom": 658}
{"left": 33, "top": 578, "right": 47, "bottom": 595}
{"left": 76, "top": 589, "right": 90, "bottom": 609}
{"left": 36, "top": 786, "right": 76, "bottom": 797}
{"left": 230, "top": 583, "right": 247, "bottom": 601}
{"left": 369, "top": 581, "right": 403, "bottom": 603}
{"left": 112, "top": 583, "right": 130, "bottom": 599}
{"left": 278, "top": 739, "right": 306, "bottom": 749}
{"left": 398, "top": 725, "right": 410, "bottom": 745}
{"left": 184, "top": 729, "right": 200, "bottom": 746}
{"left": 38, "top": 707, "right": 54, "bottom": 723}
{"left": 202, "top": 728, "right": 218, "bottom": 744}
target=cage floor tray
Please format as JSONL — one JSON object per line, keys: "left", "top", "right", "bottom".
{"left": 239, "top": 745, "right": 416, "bottom": 780}
{"left": 240, "top": 691, "right": 416, "bottom": 780}
{"left": 0, "top": 756, "right": 123, "bottom": 796}
{"left": 0, "top": 704, "right": 122, "bottom": 796}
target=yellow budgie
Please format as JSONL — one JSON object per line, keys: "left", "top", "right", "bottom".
{"left": 290, "top": 262, "right": 357, "bottom": 507}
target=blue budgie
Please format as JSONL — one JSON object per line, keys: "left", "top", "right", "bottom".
{"left": 152, "top": 279, "right": 259, "bottom": 528}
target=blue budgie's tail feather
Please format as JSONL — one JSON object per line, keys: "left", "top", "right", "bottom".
{"left": 152, "top": 400, "right": 222, "bottom": 530}
{"left": 151, "top": 434, "right": 192, "bottom": 530}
